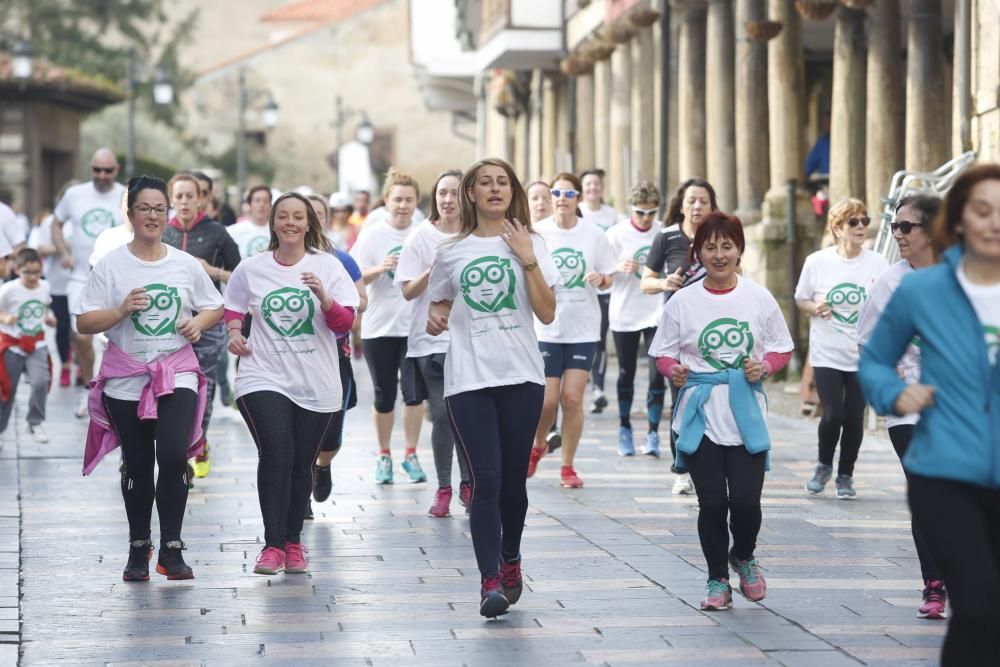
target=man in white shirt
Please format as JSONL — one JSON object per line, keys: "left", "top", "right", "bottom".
{"left": 0, "top": 202, "right": 20, "bottom": 274}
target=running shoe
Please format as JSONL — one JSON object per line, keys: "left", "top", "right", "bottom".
{"left": 527, "top": 446, "right": 545, "bottom": 478}
{"left": 480, "top": 576, "right": 510, "bottom": 618}
{"left": 155, "top": 541, "right": 194, "bottom": 580}
{"left": 28, "top": 423, "right": 49, "bottom": 444}
{"left": 672, "top": 473, "right": 693, "bottom": 495}
{"left": 729, "top": 549, "right": 767, "bottom": 601}
{"left": 313, "top": 463, "right": 333, "bottom": 502}
{"left": 545, "top": 429, "right": 562, "bottom": 453}
{"left": 700, "top": 578, "right": 733, "bottom": 610}
{"left": 805, "top": 462, "right": 833, "bottom": 495}
{"left": 74, "top": 393, "right": 88, "bottom": 419}
{"left": 590, "top": 389, "right": 608, "bottom": 414}
{"left": 402, "top": 453, "right": 427, "bottom": 483}
{"left": 59, "top": 366, "right": 71, "bottom": 387}
{"left": 500, "top": 555, "right": 523, "bottom": 605}
{"left": 123, "top": 539, "right": 153, "bottom": 582}
{"left": 375, "top": 455, "right": 394, "bottom": 484}
{"left": 75, "top": 371, "right": 85, "bottom": 387}
{"left": 192, "top": 441, "right": 211, "bottom": 478}
{"left": 428, "top": 486, "right": 453, "bottom": 517}
{"left": 835, "top": 474, "right": 856, "bottom": 499}
{"left": 459, "top": 481, "right": 472, "bottom": 509}
{"left": 304, "top": 500, "right": 314, "bottom": 520}
{"left": 618, "top": 426, "right": 635, "bottom": 457}
{"left": 560, "top": 466, "right": 584, "bottom": 488}
{"left": 918, "top": 579, "right": 947, "bottom": 619}
{"left": 254, "top": 546, "right": 285, "bottom": 575}
{"left": 643, "top": 431, "right": 661, "bottom": 458}
{"left": 185, "top": 462, "right": 195, "bottom": 489}
{"left": 284, "top": 542, "right": 308, "bottom": 574}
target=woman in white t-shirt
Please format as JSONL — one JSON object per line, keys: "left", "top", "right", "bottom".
{"left": 526, "top": 181, "right": 553, "bottom": 224}
{"left": 527, "top": 173, "right": 616, "bottom": 489}
{"left": 350, "top": 168, "right": 426, "bottom": 485}
{"left": 650, "top": 212, "right": 793, "bottom": 612}
{"left": 426, "top": 158, "right": 558, "bottom": 618}
{"left": 395, "top": 170, "right": 472, "bottom": 518}
{"left": 607, "top": 181, "right": 667, "bottom": 458}
{"left": 795, "top": 198, "right": 888, "bottom": 499}
{"left": 225, "top": 192, "right": 360, "bottom": 576}
{"left": 76, "top": 175, "right": 224, "bottom": 582}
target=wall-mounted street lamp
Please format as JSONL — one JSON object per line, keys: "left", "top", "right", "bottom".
{"left": 236, "top": 68, "right": 280, "bottom": 196}
{"left": 11, "top": 40, "right": 32, "bottom": 79}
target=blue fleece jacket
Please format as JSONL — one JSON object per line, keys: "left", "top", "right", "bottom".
{"left": 859, "top": 245, "right": 1000, "bottom": 489}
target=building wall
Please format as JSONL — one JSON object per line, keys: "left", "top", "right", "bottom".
{"left": 971, "top": 0, "right": 1000, "bottom": 161}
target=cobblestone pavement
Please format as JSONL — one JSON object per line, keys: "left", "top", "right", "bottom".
{"left": 4, "top": 355, "right": 945, "bottom": 666}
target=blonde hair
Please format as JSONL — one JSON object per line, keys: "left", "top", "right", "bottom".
{"left": 827, "top": 197, "right": 867, "bottom": 240}
{"left": 167, "top": 172, "right": 200, "bottom": 199}
{"left": 628, "top": 180, "right": 661, "bottom": 207}
{"left": 381, "top": 167, "right": 420, "bottom": 201}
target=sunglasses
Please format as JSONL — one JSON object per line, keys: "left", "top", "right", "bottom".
{"left": 91, "top": 166, "right": 115, "bottom": 174}
{"left": 845, "top": 217, "right": 871, "bottom": 228}
{"left": 890, "top": 221, "right": 923, "bottom": 234}
{"left": 550, "top": 189, "right": 579, "bottom": 199}
{"left": 632, "top": 207, "right": 658, "bottom": 217}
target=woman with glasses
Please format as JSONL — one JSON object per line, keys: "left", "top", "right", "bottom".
{"left": 795, "top": 198, "right": 887, "bottom": 498}
{"left": 607, "top": 181, "right": 667, "bottom": 457}
{"left": 527, "top": 173, "right": 616, "bottom": 488}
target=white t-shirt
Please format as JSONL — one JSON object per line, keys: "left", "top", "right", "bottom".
{"left": 90, "top": 225, "right": 133, "bottom": 268}
{"left": 533, "top": 217, "right": 617, "bottom": 343}
{"left": 429, "top": 233, "right": 560, "bottom": 397}
{"left": 350, "top": 220, "right": 414, "bottom": 339}
{"left": 394, "top": 221, "right": 452, "bottom": 357}
{"left": 606, "top": 221, "right": 663, "bottom": 332}
{"left": 650, "top": 276, "right": 794, "bottom": 446}
{"left": 227, "top": 220, "right": 271, "bottom": 260}
{"left": 224, "top": 251, "right": 360, "bottom": 412}
{"left": 53, "top": 182, "right": 127, "bottom": 283}
{"left": 75, "top": 244, "right": 223, "bottom": 401}
{"left": 28, "top": 215, "right": 72, "bottom": 294}
{"left": 0, "top": 279, "right": 51, "bottom": 356}
{"left": 794, "top": 246, "right": 888, "bottom": 372}
{"left": 957, "top": 262, "right": 1000, "bottom": 366}
{"left": 857, "top": 260, "right": 921, "bottom": 427}
{"left": 0, "top": 202, "right": 22, "bottom": 256}
{"left": 581, "top": 203, "right": 620, "bottom": 231}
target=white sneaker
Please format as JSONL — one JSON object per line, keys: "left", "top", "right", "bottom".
{"left": 672, "top": 473, "right": 693, "bottom": 495}
{"left": 28, "top": 423, "right": 48, "bottom": 443}
{"left": 75, "top": 394, "right": 89, "bottom": 419}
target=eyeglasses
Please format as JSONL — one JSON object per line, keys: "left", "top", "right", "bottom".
{"left": 133, "top": 205, "right": 168, "bottom": 217}
{"left": 845, "top": 216, "right": 871, "bottom": 228}
{"left": 890, "top": 221, "right": 923, "bottom": 234}
{"left": 550, "top": 189, "right": 579, "bottom": 199}
{"left": 91, "top": 166, "right": 115, "bottom": 174}
{"left": 632, "top": 207, "right": 658, "bottom": 217}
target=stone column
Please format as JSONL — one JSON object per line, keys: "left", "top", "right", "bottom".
{"left": 828, "top": 5, "right": 866, "bottom": 205}
{"left": 705, "top": 0, "right": 736, "bottom": 211}
{"left": 609, "top": 44, "right": 632, "bottom": 209}
{"left": 865, "top": 0, "right": 903, "bottom": 215}
{"left": 905, "top": 0, "right": 948, "bottom": 171}
{"left": 528, "top": 70, "right": 544, "bottom": 179}
{"left": 576, "top": 71, "right": 596, "bottom": 171}
{"left": 677, "top": 1, "right": 707, "bottom": 180}
{"left": 735, "top": 0, "right": 769, "bottom": 220}
{"left": 542, "top": 74, "right": 559, "bottom": 178}
{"left": 767, "top": 0, "right": 806, "bottom": 186}
{"left": 631, "top": 26, "right": 656, "bottom": 186}
{"left": 593, "top": 56, "right": 613, "bottom": 173}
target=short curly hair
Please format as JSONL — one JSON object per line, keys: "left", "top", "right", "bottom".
{"left": 827, "top": 197, "right": 868, "bottom": 239}
{"left": 628, "top": 181, "right": 660, "bottom": 207}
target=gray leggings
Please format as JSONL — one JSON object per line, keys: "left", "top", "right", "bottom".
{"left": 411, "top": 354, "right": 470, "bottom": 488}
{"left": 0, "top": 347, "right": 48, "bottom": 432}
{"left": 191, "top": 321, "right": 226, "bottom": 438}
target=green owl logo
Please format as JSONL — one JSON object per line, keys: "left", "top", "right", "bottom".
{"left": 460, "top": 256, "right": 518, "bottom": 313}
{"left": 385, "top": 245, "right": 403, "bottom": 280}
{"left": 632, "top": 245, "right": 651, "bottom": 279}
{"left": 245, "top": 236, "right": 269, "bottom": 257}
{"left": 80, "top": 208, "right": 116, "bottom": 238}
{"left": 17, "top": 300, "right": 45, "bottom": 335}
{"left": 699, "top": 317, "right": 755, "bottom": 370}
{"left": 826, "top": 282, "right": 866, "bottom": 325}
{"left": 131, "top": 284, "right": 181, "bottom": 336}
{"left": 552, "top": 247, "right": 587, "bottom": 288}
{"left": 984, "top": 326, "right": 1000, "bottom": 365}
{"left": 261, "top": 287, "right": 315, "bottom": 337}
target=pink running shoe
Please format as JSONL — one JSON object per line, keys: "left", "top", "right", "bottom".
{"left": 428, "top": 487, "right": 453, "bottom": 517}
{"left": 701, "top": 578, "right": 733, "bottom": 611}
{"left": 254, "top": 546, "right": 285, "bottom": 575}
{"left": 560, "top": 466, "right": 584, "bottom": 488}
{"left": 480, "top": 576, "right": 510, "bottom": 618}
{"left": 527, "top": 446, "right": 545, "bottom": 478}
{"left": 284, "top": 542, "right": 308, "bottom": 573}
{"left": 729, "top": 550, "right": 767, "bottom": 601}
{"left": 918, "top": 579, "right": 947, "bottom": 619}
{"left": 500, "top": 556, "right": 523, "bottom": 605}
{"left": 459, "top": 481, "right": 472, "bottom": 508}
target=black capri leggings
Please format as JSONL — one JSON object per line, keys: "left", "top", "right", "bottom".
{"left": 320, "top": 346, "right": 357, "bottom": 453}
{"left": 888, "top": 425, "right": 940, "bottom": 582}
{"left": 105, "top": 389, "right": 197, "bottom": 544}
{"left": 362, "top": 336, "right": 419, "bottom": 413}
{"left": 612, "top": 327, "right": 666, "bottom": 430}
{"left": 50, "top": 294, "right": 71, "bottom": 364}
{"left": 812, "top": 366, "right": 866, "bottom": 476}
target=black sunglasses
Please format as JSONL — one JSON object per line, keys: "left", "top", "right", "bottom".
{"left": 890, "top": 221, "right": 923, "bottom": 234}
{"left": 846, "top": 217, "right": 871, "bottom": 228}
{"left": 91, "top": 166, "right": 115, "bottom": 174}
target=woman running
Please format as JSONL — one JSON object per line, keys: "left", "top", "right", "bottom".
{"left": 395, "top": 170, "right": 472, "bottom": 517}
{"left": 527, "top": 181, "right": 553, "bottom": 225}
{"left": 651, "top": 212, "right": 793, "bottom": 611}
{"left": 325, "top": 192, "right": 358, "bottom": 251}
{"left": 859, "top": 165, "right": 1000, "bottom": 665}
{"left": 77, "top": 175, "right": 223, "bottom": 581}
{"left": 795, "top": 198, "right": 887, "bottom": 498}
{"left": 527, "top": 173, "right": 616, "bottom": 488}
{"left": 607, "top": 181, "right": 666, "bottom": 457}
{"left": 225, "top": 192, "right": 359, "bottom": 575}
{"left": 426, "top": 157, "right": 558, "bottom": 618}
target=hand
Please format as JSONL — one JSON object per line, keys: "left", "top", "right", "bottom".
{"left": 663, "top": 266, "right": 685, "bottom": 292}
{"left": 426, "top": 312, "right": 449, "bottom": 336}
{"left": 671, "top": 363, "right": 690, "bottom": 388}
{"left": 60, "top": 254, "right": 74, "bottom": 270}
{"left": 0, "top": 313, "right": 15, "bottom": 326}
{"left": 382, "top": 255, "right": 399, "bottom": 274}
{"left": 743, "top": 358, "right": 766, "bottom": 383}
{"left": 584, "top": 272, "right": 605, "bottom": 288}
{"left": 117, "top": 287, "right": 149, "bottom": 319}
{"left": 197, "top": 258, "right": 215, "bottom": 277}
{"left": 814, "top": 301, "right": 832, "bottom": 320}
{"left": 301, "top": 272, "right": 330, "bottom": 309}
{"left": 895, "top": 383, "right": 935, "bottom": 415}
{"left": 44, "top": 314, "right": 57, "bottom": 328}
{"left": 619, "top": 259, "right": 640, "bottom": 274}
{"left": 228, "top": 328, "right": 251, "bottom": 356}
{"left": 500, "top": 218, "right": 534, "bottom": 264}
{"left": 176, "top": 318, "right": 202, "bottom": 344}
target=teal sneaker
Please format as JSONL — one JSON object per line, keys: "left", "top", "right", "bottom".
{"left": 700, "top": 578, "right": 733, "bottom": 610}
{"left": 617, "top": 426, "right": 635, "bottom": 456}
{"left": 375, "top": 455, "right": 394, "bottom": 484}
{"left": 729, "top": 548, "right": 767, "bottom": 601}
{"left": 643, "top": 431, "right": 661, "bottom": 457}
{"left": 401, "top": 453, "right": 427, "bottom": 483}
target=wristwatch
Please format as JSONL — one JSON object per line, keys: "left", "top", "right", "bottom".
{"left": 522, "top": 261, "right": 538, "bottom": 272}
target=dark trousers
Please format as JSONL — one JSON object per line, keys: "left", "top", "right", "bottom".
{"left": 908, "top": 474, "right": 1000, "bottom": 667}
{"left": 590, "top": 293, "right": 610, "bottom": 392}
{"left": 813, "top": 366, "right": 866, "bottom": 475}
{"left": 105, "top": 389, "right": 197, "bottom": 543}
{"left": 612, "top": 327, "right": 665, "bottom": 431}
{"left": 685, "top": 436, "right": 766, "bottom": 581}
{"left": 50, "top": 294, "right": 71, "bottom": 364}
{"left": 191, "top": 321, "right": 226, "bottom": 438}
{"left": 319, "top": 348, "right": 357, "bottom": 453}
{"left": 446, "top": 382, "right": 544, "bottom": 578}
{"left": 887, "top": 425, "right": 940, "bottom": 582}
{"left": 237, "top": 391, "right": 334, "bottom": 548}
{"left": 362, "top": 336, "right": 415, "bottom": 413}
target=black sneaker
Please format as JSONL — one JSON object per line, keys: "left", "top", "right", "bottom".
{"left": 156, "top": 541, "right": 194, "bottom": 580}
{"left": 304, "top": 500, "right": 314, "bottom": 520}
{"left": 123, "top": 539, "right": 153, "bottom": 582}
{"left": 480, "top": 576, "right": 510, "bottom": 618}
{"left": 590, "top": 392, "right": 608, "bottom": 414}
{"left": 313, "top": 464, "right": 333, "bottom": 502}
{"left": 500, "top": 555, "right": 523, "bottom": 605}
{"left": 545, "top": 430, "right": 562, "bottom": 454}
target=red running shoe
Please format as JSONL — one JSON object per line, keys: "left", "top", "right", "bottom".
{"left": 526, "top": 446, "right": 545, "bottom": 478}
{"left": 59, "top": 366, "right": 71, "bottom": 388}
{"left": 500, "top": 556, "right": 523, "bottom": 605}
{"left": 428, "top": 486, "right": 452, "bottom": 517}
{"left": 918, "top": 579, "right": 947, "bottom": 619}
{"left": 284, "top": 542, "right": 308, "bottom": 573}
{"left": 480, "top": 576, "right": 510, "bottom": 618}
{"left": 560, "top": 466, "right": 584, "bottom": 488}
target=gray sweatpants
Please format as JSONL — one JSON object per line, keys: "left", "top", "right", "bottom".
{"left": 0, "top": 347, "right": 49, "bottom": 432}
{"left": 414, "top": 354, "right": 471, "bottom": 488}
{"left": 192, "top": 321, "right": 227, "bottom": 438}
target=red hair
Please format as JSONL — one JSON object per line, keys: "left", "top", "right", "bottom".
{"left": 689, "top": 211, "right": 746, "bottom": 263}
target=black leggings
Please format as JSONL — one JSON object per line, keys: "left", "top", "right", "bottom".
{"left": 908, "top": 474, "right": 1000, "bottom": 666}
{"left": 237, "top": 391, "right": 334, "bottom": 548}
{"left": 590, "top": 294, "right": 610, "bottom": 391}
{"left": 888, "top": 425, "right": 940, "bottom": 582}
{"left": 320, "top": 348, "right": 357, "bottom": 453}
{"left": 50, "top": 294, "right": 71, "bottom": 364}
{"left": 813, "top": 366, "right": 866, "bottom": 476}
{"left": 105, "top": 389, "right": 197, "bottom": 543}
{"left": 685, "top": 436, "right": 766, "bottom": 581}
{"left": 363, "top": 336, "right": 418, "bottom": 413}
{"left": 612, "top": 327, "right": 666, "bottom": 431}
{"left": 446, "top": 382, "right": 544, "bottom": 578}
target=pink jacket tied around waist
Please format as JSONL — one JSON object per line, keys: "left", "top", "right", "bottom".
{"left": 82, "top": 342, "right": 207, "bottom": 475}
